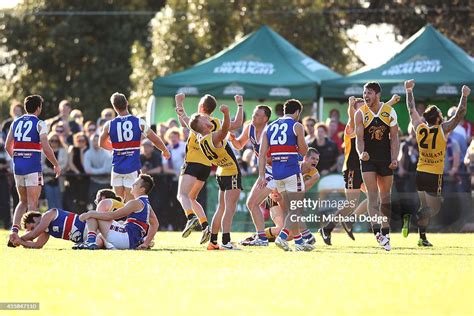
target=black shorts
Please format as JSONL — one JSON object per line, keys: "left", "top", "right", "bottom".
{"left": 360, "top": 160, "right": 393, "bottom": 177}
{"left": 343, "top": 169, "right": 363, "bottom": 190}
{"left": 416, "top": 171, "right": 443, "bottom": 197}
{"left": 216, "top": 174, "right": 243, "bottom": 191}
{"left": 181, "top": 162, "right": 211, "bottom": 182}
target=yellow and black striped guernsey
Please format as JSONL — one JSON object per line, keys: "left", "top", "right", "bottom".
{"left": 185, "top": 116, "right": 221, "bottom": 166}
{"left": 415, "top": 123, "right": 447, "bottom": 175}
{"left": 198, "top": 133, "right": 240, "bottom": 176}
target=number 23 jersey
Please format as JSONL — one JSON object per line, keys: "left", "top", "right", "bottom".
{"left": 415, "top": 123, "right": 446, "bottom": 175}
{"left": 197, "top": 133, "right": 240, "bottom": 176}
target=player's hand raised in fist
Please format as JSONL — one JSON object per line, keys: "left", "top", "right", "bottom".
{"left": 220, "top": 104, "right": 229, "bottom": 114}
{"left": 360, "top": 152, "right": 370, "bottom": 161}
{"left": 389, "top": 94, "right": 400, "bottom": 104}
{"left": 348, "top": 96, "right": 356, "bottom": 107}
{"left": 462, "top": 85, "right": 471, "bottom": 97}
{"left": 175, "top": 93, "right": 185, "bottom": 105}
{"left": 234, "top": 95, "right": 243, "bottom": 105}
{"left": 404, "top": 79, "right": 415, "bottom": 90}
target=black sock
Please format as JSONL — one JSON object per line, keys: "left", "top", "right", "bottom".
{"left": 325, "top": 222, "right": 336, "bottom": 232}
{"left": 201, "top": 221, "right": 208, "bottom": 230}
{"left": 187, "top": 214, "right": 196, "bottom": 220}
{"left": 381, "top": 227, "right": 390, "bottom": 236}
{"left": 210, "top": 233, "right": 218, "bottom": 244}
{"left": 419, "top": 227, "right": 427, "bottom": 240}
{"left": 372, "top": 224, "right": 381, "bottom": 235}
{"left": 222, "top": 233, "right": 231, "bottom": 245}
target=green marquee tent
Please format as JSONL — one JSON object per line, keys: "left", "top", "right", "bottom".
{"left": 152, "top": 25, "right": 341, "bottom": 101}
{"left": 321, "top": 24, "right": 474, "bottom": 99}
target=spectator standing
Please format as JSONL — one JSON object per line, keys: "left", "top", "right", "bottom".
{"left": 329, "top": 108, "right": 346, "bottom": 135}
{"left": 0, "top": 138, "right": 12, "bottom": 229}
{"left": 65, "top": 132, "right": 89, "bottom": 212}
{"left": 309, "top": 123, "right": 339, "bottom": 176}
{"left": 1, "top": 101, "right": 24, "bottom": 140}
{"left": 42, "top": 132, "right": 69, "bottom": 209}
{"left": 83, "top": 134, "right": 112, "bottom": 206}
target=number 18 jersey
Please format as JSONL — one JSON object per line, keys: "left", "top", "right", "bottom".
{"left": 415, "top": 123, "right": 446, "bottom": 175}
{"left": 109, "top": 115, "right": 142, "bottom": 174}
{"left": 266, "top": 117, "right": 300, "bottom": 180}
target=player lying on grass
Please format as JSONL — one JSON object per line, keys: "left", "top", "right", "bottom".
{"left": 77, "top": 174, "right": 159, "bottom": 250}
{"left": 10, "top": 189, "right": 124, "bottom": 249}
{"left": 319, "top": 94, "right": 400, "bottom": 245}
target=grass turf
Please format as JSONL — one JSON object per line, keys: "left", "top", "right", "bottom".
{"left": 1, "top": 231, "right": 473, "bottom": 316}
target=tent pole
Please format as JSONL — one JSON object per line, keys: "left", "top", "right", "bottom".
{"left": 318, "top": 96, "right": 324, "bottom": 121}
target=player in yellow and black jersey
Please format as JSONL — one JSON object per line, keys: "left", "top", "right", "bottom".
{"left": 355, "top": 82, "right": 399, "bottom": 251}
{"left": 404, "top": 79, "right": 471, "bottom": 246}
{"left": 189, "top": 104, "right": 242, "bottom": 250}
{"left": 175, "top": 93, "right": 243, "bottom": 244}
{"left": 320, "top": 94, "right": 400, "bottom": 246}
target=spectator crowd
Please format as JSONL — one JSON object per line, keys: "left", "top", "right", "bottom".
{"left": 0, "top": 99, "right": 473, "bottom": 231}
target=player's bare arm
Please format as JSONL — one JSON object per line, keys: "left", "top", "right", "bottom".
{"left": 212, "top": 105, "right": 230, "bottom": 147}
{"left": 20, "top": 210, "right": 57, "bottom": 241}
{"left": 5, "top": 127, "right": 14, "bottom": 158}
{"left": 229, "top": 95, "right": 244, "bottom": 131}
{"left": 40, "top": 133, "right": 61, "bottom": 178}
{"left": 294, "top": 123, "right": 308, "bottom": 156}
{"left": 99, "top": 121, "right": 113, "bottom": 151}
{"left": 256, "top": 130, "right": 269, "bottom": 189}
{"left": 347, "top": 96, "right": 357, "bottom": 133}
{"left": 175, "top": 93, "right": 190, "bottom": 127}
{"left": 304, "top": 171, "right": 320, "bottom": 190}
{"left": 228, "top": 124, "right": 250, "bottom": 150}
{"left": 15, "top": 232, "right": 50, "bottom": 249}
{"left": 79, "top": 199, "right": 142, "bottom": 222}
{"left": 138, "top": 208, "right": 159, "bottom": 249}
{"left": 386, "top": 94, "right": 401, "bottom": 106}
{"left": 355, "top": 110, "right": 369, "bottom": 161}
{"left": 404, "top": 79, "right": 423, "bottom": 129}
{"left": 146, "top": 129, "right": 171, "bottom": 159}
{"left": 442, "top": 85, "right": 470, "bottom": 134}
{"left": 389, "top": 124, "right": 399, "bottom": 169}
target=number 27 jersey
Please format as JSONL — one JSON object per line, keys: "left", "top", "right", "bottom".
{"left": 109, "top": 115, "right": 143, "bottom": 174}
{"left": 415, "top": 123, "right": 446, "bottom": 175}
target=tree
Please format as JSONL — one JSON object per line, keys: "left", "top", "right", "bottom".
{"left": 0, "top": 0, "right": 165, "bottom": 120}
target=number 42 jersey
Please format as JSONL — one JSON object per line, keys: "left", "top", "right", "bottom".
{"left": 11, "top": 114, "right": 48, "bottom": 175}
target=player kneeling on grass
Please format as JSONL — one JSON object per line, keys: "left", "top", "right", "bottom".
{"left": 77, "top": 174, "right": 159, "bottom": 250}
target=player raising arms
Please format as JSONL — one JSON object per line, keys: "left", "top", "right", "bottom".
{"left": 320, "top": 94, "right": 400, "bottom": 245}
{"left": 404, "top": 80, "right": 470, "bottom": 246}
{"left": 5, "top": 95, "right": 61, "bottom": 246}
{"left": 189, "top": 104, "right": 242, "bottom": 250}
{"left": 175, "top": 93, "right": 243, "bottom": 244}
{"left": 258, "top": 99, "right": 314, "bottom": 252}
{"left": 228, "top": 105, "right": 273, "bottom": 246}
{"left": 78, "top": 174, "right": 159, "bottom": 250}
{"left": 100, "top": 92, "right": 170, "bottom": 202}
{"left": 355, "top": 82, "right": 399, "bottom": 251}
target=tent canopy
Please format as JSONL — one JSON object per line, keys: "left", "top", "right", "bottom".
{"left": 153, "top": 25, "right": 341, "bottom": 100}
{"left": 321, "top": 24, "right": 474, "bottom": 99}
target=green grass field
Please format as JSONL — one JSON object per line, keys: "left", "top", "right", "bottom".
{"left": 1, "top": 231, "right": 473, "bottom": 316}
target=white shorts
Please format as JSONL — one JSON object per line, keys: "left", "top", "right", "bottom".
{"left": 14, "top": 172, "right": 43, "bottom": 187}
{"left": 275, "top": 173, "right": 305, "bottom": 193}
{"left": 106, "top": 221, "right": 130, "bottom": 249}
{"left": 265, "top": 172, "right": 277, "bottom": 190}
{"left": 111, "top": 171, "right": 139, "bottom": 188}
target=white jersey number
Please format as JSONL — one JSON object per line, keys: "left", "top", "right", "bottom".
{"left": 269, "top": 123, "right": 288, "bottom": 145}
{"left": 13, "top": 120, "right": 33, "bottom": 142}
{"left": 116, "top": 121, "right": 133, "bottom": 142}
